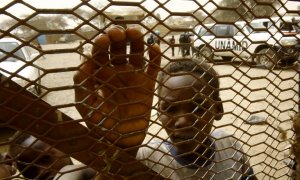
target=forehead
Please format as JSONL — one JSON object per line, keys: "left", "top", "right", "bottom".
{"left": 160, "top": 74, "right": 211, "bottom": 100}
{"left": 162, "top": 74, "right": 207, "bottom": 89}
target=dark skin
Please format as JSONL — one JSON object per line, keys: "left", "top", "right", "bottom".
{"left": 73, "top": 26, "right": 163, "bottom": 179}
{"left": 1, "top": 74, "right": 164, "bottom": 179}
{"left": 159, "top": 74, "right": 223, "bottom": 159}
{"left": 0, "top": 22, "right": 257, "bottom": 178}
{"left": 73, "top": 26, "right": 161, "bottom": 149}
{"left": 0, "top": 153, "right": 15, "bottom": 179}
{"left": 159, "top": 73, "right": 257, "bottom": 179}
{"left": 10, "top": 136, "right": 73, "bottom": 180}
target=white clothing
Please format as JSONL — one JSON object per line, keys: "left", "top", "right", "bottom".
{"left": 137, "top": 130, "right": 252, "bottom": 180}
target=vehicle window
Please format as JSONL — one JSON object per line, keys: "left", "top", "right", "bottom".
{"left": 231, "top": 25, "right": 243, "bottom": 36}
{"left": 238, "top": 24, "right": 252, "bottom": 35}
{"left": 0, "top": 42, "right": 25, "bottom": 62}
{"left": 198, "top": 27, "right": 213, "bottom": 36}
{"left": 249, "top": 21, "right": 270, "bottom": 33}
{"left": 250, "top": 22, "right": 268, "bottom": 29}
{"left": 213, "top": 25, "right": 232, "bottom": 37}
{"left": 280, "top": 22, "right": 297, "bottom": 32}
{"left": 262, "top": 21, "right": 270, "bottom": 28}
{"left": 25, "top": 46, "right": 38, "bottom": 57}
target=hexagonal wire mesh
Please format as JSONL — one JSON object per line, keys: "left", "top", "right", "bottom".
{"left": 0, "top": 0, "right": 299, "bottom": 179}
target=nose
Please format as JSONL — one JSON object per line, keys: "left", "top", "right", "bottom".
{"left": 174, "top": 114, "right": 194, "bottom": 129}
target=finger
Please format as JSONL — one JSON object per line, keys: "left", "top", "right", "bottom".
{"left": 73, "top": 60, "right": 96, "bottom": 116}
{"left": 126, "top": 27, "right": 144, "bottom": 68}
{"left": 107, "top": 26, "right": 127, "bottom": 65}
{"left": 92, "top": 34, "right": 111, "bottom": 66}
{"left": 146, "top": 44, "right": 161, "bottom": 78}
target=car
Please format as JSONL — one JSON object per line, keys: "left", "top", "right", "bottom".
{"left": 0, "top": 37, "right": 42, "bottom": 95}
{"left": 254, "top": 16, "right": 300, "bottom": 36}
{"left": 192, "top": 18, "right": 300, "bottom": 68}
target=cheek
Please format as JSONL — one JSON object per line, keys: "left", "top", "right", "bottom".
{"left": 159, "top": 115, "right": 174, "bottom": 134}
{"left": 194, "top": 119, "right": 213, "bottom": 135}
{"left": 198, "top": 107, "right": 217, "bottom": 121}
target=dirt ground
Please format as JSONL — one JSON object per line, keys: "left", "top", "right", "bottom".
{"left": 4, "top": 41, "right": 298, "bottom": 179}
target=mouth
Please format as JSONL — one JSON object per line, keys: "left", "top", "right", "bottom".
{"left": 171, "top": 133, "right": 195, "bottom": 143}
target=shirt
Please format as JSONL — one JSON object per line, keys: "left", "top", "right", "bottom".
{"left": 137, "top": 130, "right": 253, "bottom": 180}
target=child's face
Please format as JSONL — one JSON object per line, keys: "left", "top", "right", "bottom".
{"left": 13, "top": 136, "right": 72, "bottom": 179}
{"left": 159, "top": 74, "right": 223, "bottom": 154}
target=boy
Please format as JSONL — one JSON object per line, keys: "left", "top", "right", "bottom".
{"left": 137, "top": 60, "right": 256, "bottom": 179}
{"left": 73, "top": 26, "right": 255, "bottom": 179}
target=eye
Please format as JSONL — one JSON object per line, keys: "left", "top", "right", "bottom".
{"left": 160, "top": 102, "right": 176, "bottom": 113}
{"left": 160, "top": 105, "right": 176, "bottom": 114}
{"left": 166, "top": 105, "right": 177, "bottom": 113}
{"left": 195, "top": 105, "right": 206, "bottom": 113}
{"left": 195, "top": 108, "right": 204, "bottom": 113}
{"left": 160, "top": 105, "right": 168, "bottom": 112}
{"left": 159, "top": 101, "right": 168, "bottom": 112}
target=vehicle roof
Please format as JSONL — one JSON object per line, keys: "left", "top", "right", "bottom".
{"left": 0, "top": 37, "right": 22, "bottom": 43}
{"left": 196, "top": 21, "right": 247, "bottom": 27}
{"left": 196, "top": 16, "right": 300, "bottom": 28}
{"left": 251, "top": 16, "right": 300, "bottom": 23}
{"left": 194, "top": 21, "right": 247, "bottom": 32}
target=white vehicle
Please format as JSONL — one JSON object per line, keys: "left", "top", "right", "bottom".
{"left": 192, "top": 18, "right": 300, "bottom": 68}
{"left": 0, "top": 37, "right": 42, "bottom": 94}
{"left": 253, "top": 16, "right": 300, "bottom": 36}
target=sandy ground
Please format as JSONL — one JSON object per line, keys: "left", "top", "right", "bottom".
{"left": 3, "top": 41, "right": 298, "bottom": 179}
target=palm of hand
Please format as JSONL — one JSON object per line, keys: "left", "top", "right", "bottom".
{"left": 74, "top": 27, "right": 161, "bottom": 148}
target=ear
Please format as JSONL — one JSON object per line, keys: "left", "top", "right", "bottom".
{"left": 214, "top": 97, "right": 224, "bottom": 120}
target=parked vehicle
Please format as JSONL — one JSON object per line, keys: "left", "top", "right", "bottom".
{"left": 0, "top": 37, "right": 42, "bottom": 94}
{"left": 254, "top": 16, "right": 300, "bottom": 36}
{"left": 192, "top": 18, "right": 300, "bottom": 68}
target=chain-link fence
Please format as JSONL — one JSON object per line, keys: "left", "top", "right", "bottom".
{"left": 0, "top": 0, "right": 299, "bottom": 179}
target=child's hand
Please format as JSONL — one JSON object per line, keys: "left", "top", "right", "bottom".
{"left": 74, "top": 26, "right": 161, "bottom": 148}
{"left": 0, "top": 153, "right": 16, "bottom": 179}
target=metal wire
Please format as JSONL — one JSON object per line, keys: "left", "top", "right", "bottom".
{"left": 0, "top": 0, "right": 299, "bottom": 179}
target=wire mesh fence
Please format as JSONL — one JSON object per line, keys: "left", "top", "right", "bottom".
{"left": 0, "top": 0, "right": 299, "bottom": 179}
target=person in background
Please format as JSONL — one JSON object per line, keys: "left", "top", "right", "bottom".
{"left": 179, "top": 32, "right": 191, "bottom": 57}
{"left": 169, "top": 35, "right": 175, "bottom": 56}
{"left": 147, "top": 34, "right": 155, "bottom": 45}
